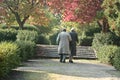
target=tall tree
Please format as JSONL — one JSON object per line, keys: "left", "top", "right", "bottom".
{"left": 47, "top": 0, "right": 115, "bottom": 33}
{"left": 0, "top": 0, "right": 49, "bottom": 29}
{"left": 101, "top": 0, "right": 120, "bottom": 34}
{"left": 46, "top": 0, "right": 102, "bottom": 24}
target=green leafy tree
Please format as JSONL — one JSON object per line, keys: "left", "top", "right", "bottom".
{"left": 102, "top": 0, "right": 120, "bottom": 35}
{"left": 0, "top": 0, "right": 49, "bottom": 29}
{"left": 46, "top": 0, "right": 111, "bottom": 33}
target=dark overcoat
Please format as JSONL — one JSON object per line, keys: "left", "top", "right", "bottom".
{"left": 69, "top": 31, "right": 78, "bottom": 56}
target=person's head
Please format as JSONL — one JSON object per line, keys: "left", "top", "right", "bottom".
{"left": 62, "top": 28, "right": 66, "bottom": 32}
{"left": 70, "top": 28, "right": 75, "bottom": 32}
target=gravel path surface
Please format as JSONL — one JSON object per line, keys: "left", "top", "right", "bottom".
{"left": 10, "top": 59, "right": 120, "bottom": 80}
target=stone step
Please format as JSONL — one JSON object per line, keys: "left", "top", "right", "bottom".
{"left": 35, "top": 44, "right": 97, "bottom": 59}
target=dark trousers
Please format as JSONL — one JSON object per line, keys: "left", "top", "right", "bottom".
{"left": 60, "top": 54, "right": 66, "bottom": 62}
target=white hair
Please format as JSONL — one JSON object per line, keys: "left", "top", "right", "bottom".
{"left": 71, "top": 28, "right": 74, "bottom": 31}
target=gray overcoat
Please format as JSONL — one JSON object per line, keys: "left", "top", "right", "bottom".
{"left": 56, "top": 31, "right": 72, "bottom": 55}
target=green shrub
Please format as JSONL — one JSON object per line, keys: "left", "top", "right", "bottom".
{"left": 23, "top": 25, "right": 39, "bottom": 32}
{"left": 111, "top": 33, "right": 120, "bottom": 46}
{"left": 0, "top": 42, "right": 20, "bottom": 78}
{"left": 79, "top": 37, "right": 93, "bottom": 46}
{"left": 93, "top": 33, "right": 114, "bottom": 45}
{"left": 37, "top": 35, "right": 50, "bottom": 44}
{"left": 0, "top": 29, "right": 17, "bottom": 42}
{"left": 16, "top": 41, "right": 36, "bottom": 61}
{"left": 92, "top": 32, "right": 120, "bottom": 50}
{"left": 96, "top": 45, "right": 117, "bottom": 64}
{"left": 0, "top": 25, "right": 19, "bottom": 30}
{"left": 0, "top": 25, "right": 39, "bottom": 32}
{"left": 49, "top": 32, "right": 58, "bottom": 45}
{"left": 85, "top": 27, "right": 101, "bottom": 36}
{"left": 16, "top": 30, "right": 38, "bottom": 43}
{"left": 113, "top": 47, "right": 120, "bottom": 70}
{"left": 78, "top": 23, "right": 101, "bottom": 46}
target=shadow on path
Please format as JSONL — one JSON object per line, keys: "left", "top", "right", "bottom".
{"left": 5, "top": 59, "right": 120, "bottom": 80}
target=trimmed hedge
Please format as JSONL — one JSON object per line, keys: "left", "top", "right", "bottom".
{"left": 113, "top": 47, "right": 120, "bottom": 70}
{"left": 0, "top": 41, "right": 36, "bottom": 78}
{"left": 79, "top": 24, "right": 101, "bottom": 46}
{"left": 37, "top": 35, "right": 50, "bottom": 44}
{"left": 16, "top": 41, "right": 36, "bottom": 61}
{"left": 94, "top": 45, "right": 120, "bottom": 70}
{"left": 93, "top": 33, "right": 114, "bottom": 46}
{"left": 92, "top": 32, "right": 120, "bottom": 70}
{"left": 0, "top": 42, "right": 20, "bottom": 78}
{"left": 0, "top": 29, "right": 17, "bottom": 42}
{"left": 85, "top": 27, "right": 101, "bottom": 37}
{"left": 95, "top": 45, "right": 118, "bottom": 64}
{"left": 16, "top": 30, "right": 38, "bottom": 43}
{"left": 92, "top": 32, "right": 120, "bottom": 47}
{"left": 92, "top": 32, "right": 120, "bottom": 64}
{"left": 79, "top": 37, "right": 93, "bottom": 46}
{"left": 0, "top": 25, "right": 39, "bottom": 32}
{"left": 49, "top": 32, "right": 58, "bottom": 45}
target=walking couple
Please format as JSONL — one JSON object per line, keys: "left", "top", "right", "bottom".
{"left": 56, "top": 28, "right": 78, "bottom": 63}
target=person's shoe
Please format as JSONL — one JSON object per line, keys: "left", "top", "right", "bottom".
{"left": 69, "top": 60, "right": 73, "bottom": 63}
{"left": 62, "top": 60, "right": 66, "bottom": 63}
{"left": 63, "top": 61, "right": 66, "bottom": 63}
{"left": 60, "top": 60, "right": 62, "bottom": 62}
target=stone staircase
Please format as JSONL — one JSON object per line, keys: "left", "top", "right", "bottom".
{"left": 35, "top": 44, "right": 97, "bottom": 59}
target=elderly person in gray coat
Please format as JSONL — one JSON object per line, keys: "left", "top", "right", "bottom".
{"left": 56, "top": 28, "right": 72, "bottom": 63}
{"left": 69, "top": 28, "right": 78, "bottom": 63}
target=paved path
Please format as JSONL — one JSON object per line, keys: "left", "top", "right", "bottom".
{"left": 9, "top": 59, "right": 120, "bottom": 80}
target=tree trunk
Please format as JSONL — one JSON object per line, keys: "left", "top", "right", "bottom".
{"left": 14, "top": 12, "right": 24, "bottom": 29}
{"left": 97, "top": 17, "right": 110, "bottom": 33}
{"left": 18, "top": 22, "right": 24, "bottom": 30}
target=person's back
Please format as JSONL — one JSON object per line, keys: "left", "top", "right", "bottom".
{"left": 58, "top": 31, "right": 71, "bottom": 51}
{"left": 56, "top": 28, "right": 72, "bottom": 63}
{"left": 69, "top": 28, "right": 78, "bottom": 63}
{"left": 70, "top": 31, "right": 78, "bottom": 44}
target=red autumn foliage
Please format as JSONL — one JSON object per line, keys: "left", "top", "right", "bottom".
{"left": 0, "top": 0, "right": 3, "bottom": 2}
{"left": 46, "top": 0, "right": 102, "bottom": 24}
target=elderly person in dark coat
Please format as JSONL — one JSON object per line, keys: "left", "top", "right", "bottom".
{"left": 56, "top": 28, "right": 72, "bottom": 63}
{"left": 69, "top": 28, "right": 78, "bottom": 63}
